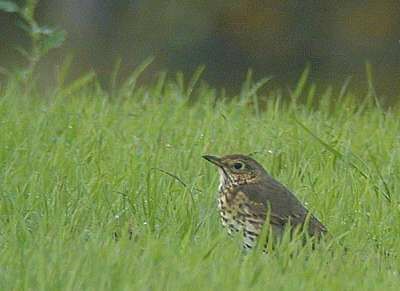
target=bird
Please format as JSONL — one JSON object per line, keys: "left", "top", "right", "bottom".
{"left": 202, "top": 154, "right": 327, "bottom": 250}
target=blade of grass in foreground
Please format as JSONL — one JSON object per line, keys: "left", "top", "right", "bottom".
{"left": 293, "top": 117, "right": 392, "bottom": 202}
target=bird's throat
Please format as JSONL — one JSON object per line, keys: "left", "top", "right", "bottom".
{"left": 218, "top": 168, "right": 233, "bottom": 191}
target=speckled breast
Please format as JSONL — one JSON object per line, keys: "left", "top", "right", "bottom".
{"left": 217, "top": 187, "right": 247, "bottom": 235}
{"left": 217, "top": 186, "right": 266, "bottom": 249}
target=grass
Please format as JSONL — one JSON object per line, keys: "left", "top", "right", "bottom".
{"left": 1, "top": 71, "right": 400, "bottom": 290}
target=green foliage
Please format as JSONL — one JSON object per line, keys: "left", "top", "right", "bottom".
{"left": 1, "top": 68, "right": 400, "bottom": 290}
{"left": 0, "top": 0, "right": 66, "bottom": 92}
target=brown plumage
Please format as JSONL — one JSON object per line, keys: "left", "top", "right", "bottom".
{"left": 203, "top": 154, "right": 327, "bottom": 250}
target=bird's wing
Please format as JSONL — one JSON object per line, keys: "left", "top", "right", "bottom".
{"left": 235, "top": 180, "right": 327, "bottom": 236}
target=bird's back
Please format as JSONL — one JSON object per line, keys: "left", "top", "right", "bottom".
{"left": 235, "top": 176, "right": 327, "bottom": 237}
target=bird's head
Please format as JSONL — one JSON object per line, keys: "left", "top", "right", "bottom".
{"left": 202, "top": 154, "right": 267, "bottom": 187}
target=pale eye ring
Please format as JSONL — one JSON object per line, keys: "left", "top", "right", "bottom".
{"left": 233, "top": 162, "right": 244, "bottom": 170}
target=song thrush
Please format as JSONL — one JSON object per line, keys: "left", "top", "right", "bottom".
{"left": 203, "top": 154, "right": 327, "bottom": 250}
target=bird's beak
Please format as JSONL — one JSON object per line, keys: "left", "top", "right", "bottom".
{"left": 202, "top": 155, "right": 223, "bottom": 167}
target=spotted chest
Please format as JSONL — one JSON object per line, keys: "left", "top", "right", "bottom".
{"left": 217, "top": 188, "right": 265, "bottom": 249}
{"left": 217, "top": 188, "right": 245, "bottom": 234}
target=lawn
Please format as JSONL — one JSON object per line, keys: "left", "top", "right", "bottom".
{"left": 1, "top": 73, "right": 400, "bottom": 290}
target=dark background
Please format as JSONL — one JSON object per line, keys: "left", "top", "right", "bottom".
{"left": 1, "top": 0, "right": 399, "bottom": 99}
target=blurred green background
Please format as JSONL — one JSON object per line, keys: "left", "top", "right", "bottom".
{"left": 1, "top": 0, "right": 399, "bottom": 99}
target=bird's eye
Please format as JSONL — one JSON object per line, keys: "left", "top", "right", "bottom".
{"left": 233, "top": 162, "right": 244, "bottom": 170}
